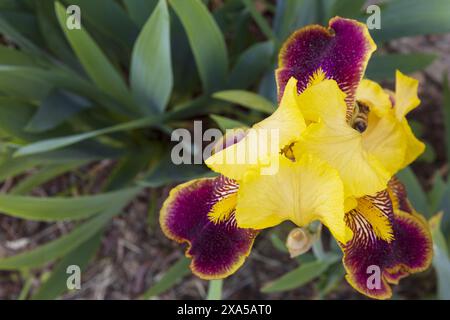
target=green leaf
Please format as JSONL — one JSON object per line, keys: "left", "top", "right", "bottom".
{"left": 0, "top": 16, "right": 48, "bottom": 58}
{"left": 0, "top": 45, "right": 42, "bottom": 66}
{"left": 242, "top": 0, "right": 274, "bottom": 40}
{"left": 167, "top": 95, "right": 212, "bottom": 120}
{"left": 218, "top": 2, "right": 252, "bottom": 58}
{"left": 270, "top": 233, "right": 288, "bottom": 253}
{"left": 258, "top": 69, "right": 277, "bottom": 103}
{"left": 0, "top": 65, "right": 53, "bottom": 100}
{"left": 9, "top": 162, "right": 85, "bottom": 195}
{"left": 139, "top": 152, "right": 213, "bottom": 188}
{"left": 0, "top": 207, "right": 120, "bottom": 270}
{"left": 213, "top": 90, "right": 275, "bottom": 114}
{"left": 371, "top": 0, "right": 450, "bottom": 43}
{"left": 206, "top": 279, "right": 223, "bottom": 300}
{"left": 210, "top": 114, "right": 247, "bottom": 131}
{"left": 418, "top": 141, "right": 436, "bottom": 164}
{"left": 409, "top": 119, "right": 424, "bottom": 137}
{"left": 123, "top": 0, "right": 158, "bottom": 27}
{"left": 273, "top": 0, "right": 318, "bottom": 43}
{"left": 141, "top": 256, "right": 190, "bottom": 299}
{"left": 440, "top": 186, "right": 450, "bottom": 235}
{"left": 317, "top": 264, "right": 345, "bottom": 299}
{"left": 0, "top": 98, "right": 70, "bottom": 143}
{"left": 35, "top": 0, "right": 79, "bottom": 68}
{"left": 0, "top": 11, "right": 42, "bottom": 45}
{"left": 31, "top": 232, "right": 102, "bottom": 300}
{"left": 18, "top": 274, "right": 34, "bottom": 300}
{"left": 169, "top": 0, "right": 228, "bottom": 93}
{"left": 330, "top": 0, "right": 365, "bottom": 19}
{"left": 0, "top": 143, "right": 122, "bottom": 182}
{"left": 14, "top": 115, "right": 160, "bottom": 157}
{"left": 54, "top": 2, "right": 134, "bottom": 111}
{"left": 13, "top": 130, "right": 107, "bottom": 156}
{"left": 104, "top": 151, "right": 152, "bottom": 191}
{"left": 62, "top": 0, "right": 139, "bottom": 49}
{"left": 0, "top": 187, "right": 141, "bottom": 221}
{"left": 170, "top": 7, "right": 200, "bottom": 97}
{"left": 130, "top": 0, "right": 172, "bottom": 114}
{"left": 443, "top": 75, "right": 450, "bottom": 163}
{"left": 429, "top": 213, "right": 450, "bottom": 299}
{"left": 397, "top": 167, "right": 429, "bottom": 217}
{"left": 365, "top": 54, "right": 436, "bottom": 81}
{"left": 0, "top": 66, "right": 123, "bottom": 115}
{"left": 429, "top": 173, "right": 447, "bottom": 216}
{"left": 229, "top": 41, "right": 274, "bottom": 90}
{"left": 0, "top": 0, "right": 24, "bottom": 10}
{"left": 261, "top": 255, "right": 339, "bottom": 293}
{"left": 26, "top": 89, "right": 91, "bottom": 133}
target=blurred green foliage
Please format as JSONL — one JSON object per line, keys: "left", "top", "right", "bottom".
{"left": 0, "top": 0, "right": 449, "bottom": 299}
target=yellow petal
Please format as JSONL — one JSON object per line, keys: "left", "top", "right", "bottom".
{"left": 294, "top": 76, "right": 391, "bottom": 197}
{"left": 395, "top": 70, "right": 420, "bottom": 119}
{"left": 345, "top": 197, "right": 358, "bottom": 212}
{"left": 356, "top": 74, "right": 424, "bottom": 173}
{"left": 297, "top": 122, "right": 391, "bottom": 198}
{"left": 205, "top": 77, "right": 306, "bottom": 180}
{"left": 356, "top": 79, "right": 392, "bottom": 117}
{"left": 296, "top": 78, "right": 348, "bottom": 125}
{"left": 235, "top": 154, "right": 352, "bottom": 244}
{"left": 362, "top": 111, "right": 406, "bottom": 175}
{"left": 401, "top": 119, "right": 425, "bottom": 168}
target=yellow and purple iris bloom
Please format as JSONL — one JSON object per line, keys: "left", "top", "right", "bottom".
{"left": 160, "top": 17, "right": 432, "bottom": 299}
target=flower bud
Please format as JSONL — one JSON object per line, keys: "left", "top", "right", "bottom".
{"left": 286, "top": 227, "right": 314, "bottom": 258}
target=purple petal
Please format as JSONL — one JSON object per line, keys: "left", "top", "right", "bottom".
{"left": 342, "top": 189, "right": 432, "bottom": 299}
{"left": 160, "top": 176, "right": 257, "bottom": 279}
{"left": 276, "top": 17, "right": 376, "bottom": 107}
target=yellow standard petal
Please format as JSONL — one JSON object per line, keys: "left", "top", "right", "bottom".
{"left": 356, "top": 79, "right": 392, "bottom": 117}
{"left": 235, "top": 154, "right": 352, "bottom": 244}
{"left": 296, "top": 77, "right": 348, "bottom": 125}
{"left": 393, "top": 70, "right": 425, "bottom": 167}
{"left": 362, "top": 111, "right": 407, "bottom": 175}
{"left": 293, "top": 77, "right": 391, "bottom": 198}
{"left": 394, "top": 70, "right": 420, "bottom": 119}
{"left": 400, "top": 119, "right": 425, "bottom": 168}
{"left": 296, "top": 118, "right": 391, "bottom": 198}
{"left": 205, "top": 77, "right": 306, "bottom": 180}
{"left": 355, "top": 74, "right": 424, "bottom": 173}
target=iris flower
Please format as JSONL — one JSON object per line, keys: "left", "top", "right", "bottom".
{"left": 160, "top": 17, "right": 432, "bottom": 299}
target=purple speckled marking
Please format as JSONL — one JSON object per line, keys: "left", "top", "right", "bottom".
{"left": 389, "top": 177, "right": 413, "bottom": 214}
{"left": 161, "top": 176, "right": 257, "bottom": 278}
{"left": 277, "top": 17, "right": 375, "bottom": 107}
{"left": 343, "top": 191, "right": 432, "bottom": 299}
